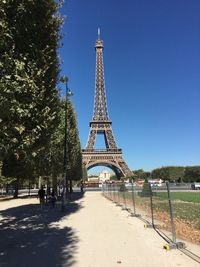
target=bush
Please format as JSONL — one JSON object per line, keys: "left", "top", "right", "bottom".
{"left": 119, "top": 183, "right": 127, "bottom": 192}
{"left": 139, "top": 180, "right": 153, "bottom": 197}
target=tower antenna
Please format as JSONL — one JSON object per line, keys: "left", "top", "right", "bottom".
{"left": 98, "top": 27, "right": 101, "bottom": 39}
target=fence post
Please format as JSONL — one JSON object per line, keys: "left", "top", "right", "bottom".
{"left": 112, "top": 183, "right": 114, "bottom": 201}
{"left": 106, "top": 183, "right": 108, "bottom": 198}
{"left": 122, "top": 182, "right": 127, "bottom": 210}
{"left": 113, "top": 183, "right": 117, "bottom": 203}
{"left": 130, "top": 182, "right": 140, "bottom": 217}
{"left": 112, "top": 183, "right": 115, "bottom": 202}
{"left": 149, "top": 182, "right": 155, "bottom": 228}
{"left": 132, "top": 182, "right": 136, "bottom": 214}
{"left": 166, "top": 181, "right": 176, "bottom": 243}
{"left": 117, "top": 183, "right": 120, "bottom": 206}
{"left": 106, "top": 184, "right": 108, "bottom": 198}
{"left": 163, "top": 182, "right": 186, "bottom": 250}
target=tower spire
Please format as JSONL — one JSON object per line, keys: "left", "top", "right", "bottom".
{"left": 98, "top": 27, "right": 101, "bottom": 40}
{"left": 93, "top": 29, "right": 107, "bottom": 121}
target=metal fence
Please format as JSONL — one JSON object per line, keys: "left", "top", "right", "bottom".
{"left": 102, "top": 181, "right": 200, "bottom": 261}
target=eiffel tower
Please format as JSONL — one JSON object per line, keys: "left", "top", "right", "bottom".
{"left": 82, "top": 29, "right": 132, "bottom": 178}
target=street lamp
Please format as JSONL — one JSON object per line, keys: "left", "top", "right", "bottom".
{"left": 60, "top": 75, "right": 73, "bottom": 212}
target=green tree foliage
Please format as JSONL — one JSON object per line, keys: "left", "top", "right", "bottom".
{"left": 140, "top": 178, "right": 152, "bottom": 197}
{"left": 151, "top": 166, "right": 185, "bottom": 181}
{"left": 0, "top": 1, "right": 63, "bottom": 188}
{"left": 66, "top": 100, "right": 82, "bottom": 187}
{"left": 0, "top": 0, "right": 62, "bottom": 157}
{"left": 110, "top": 174, "right": 120, "bottom": 180}
{"left": 119, "top": 183, "right": 127, "bottom": 192}
{"left": 132, "top": 169, "right": 150, "bottom": 180}
{"left": 82, "top": 164, "right": 88, "bottom": 182}
{"left": 184, "top": 166, "right": 200, "bottom": 182}
{"left": 36, "top": 98, "right": 82, "bottom": 192}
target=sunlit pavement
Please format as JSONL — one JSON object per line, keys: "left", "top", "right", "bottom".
{"left": 0, "top": 192, "right": 199, "bottom": 267}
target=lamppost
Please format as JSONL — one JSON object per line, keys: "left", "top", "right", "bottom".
{"left": 60, "top": 75, "right": 73, "bottom": 212}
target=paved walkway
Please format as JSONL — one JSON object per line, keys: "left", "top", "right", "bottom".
{"left": 0, "top": 192, "right": 199, "bottom": 267}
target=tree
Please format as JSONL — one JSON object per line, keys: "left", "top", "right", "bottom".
{"left": 184, "top": 166, "right": 200, "bottom": 182}
{"left": 36, "top": 98, "right": 83, "bottom": 194}
{"left": 66, "top": 100, "right": 82, "bottom": 192}
{"left": 0, "top": 0, "right": 63, "bottom": 195}
{"left": 82, "top": 164, "right": 88, "bottom": 183}
{"left": 140, "top": 178, "right": 152, "bottom": 197}
{"left": 2, "top": 154, "right": 33, "bottom": 197}
{"left": 133, "top": 169, "right": 150, "bottom": 180}
{"left": 151, "top": 166, "right": 185, "bottom": 182}
{"left": 110, "top": 174, "right": 119, "bottom": 180}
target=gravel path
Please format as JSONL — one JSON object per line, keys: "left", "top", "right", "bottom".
{"left": 0, "top": 192, "right": 199, "bottom": 267}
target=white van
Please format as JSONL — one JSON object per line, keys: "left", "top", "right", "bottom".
{"left": 191, "top": 182, "right": 200, "bottom": 190}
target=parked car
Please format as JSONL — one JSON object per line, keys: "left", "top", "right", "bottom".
{"left": 191, "top": 182, "right": 200, "bottom": 190}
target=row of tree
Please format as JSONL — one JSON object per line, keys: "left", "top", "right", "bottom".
{"left": 132, "top": 166, "right": 200, "bottom": 182}
{"left": 0, "top": 1, "right": 82, "bottom": 196}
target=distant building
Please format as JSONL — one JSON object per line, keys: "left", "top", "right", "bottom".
{"left": 135, "top": 179, "right": 145, "bottom": 187}
{"left": 99, "top": 170, "right": 111, "bottom": 182}
{"left": 148, "top": 179, "right": 163, "bottom": 186}
{"left": 87, "top": 175, "right": 99, "bottom": 183}
{"left": 84, "top": 175, "right": 99, "bottom": 187}
{"left": 135, "top": 178, "right": 164, "bottom": 187}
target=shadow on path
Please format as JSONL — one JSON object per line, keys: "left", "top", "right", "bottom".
{"left": 0, "top": 192, "right": 85, "bottom": 267}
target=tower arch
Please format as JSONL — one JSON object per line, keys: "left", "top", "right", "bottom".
{"left": 87, "top": 162, "right": 123, "bottom": 178}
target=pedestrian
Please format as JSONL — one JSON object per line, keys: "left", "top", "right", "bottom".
{"left": 38, "top": 186, "right": 45, "bottom": 209}
{"left": 80, "top": 181, "right": 84, "bottom": 193}
{"left": 50, "top": 189, "right": 56, "bottom": 208}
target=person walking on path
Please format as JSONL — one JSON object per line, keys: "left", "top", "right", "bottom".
{"left": 38, "top": 186, "right": 45, "bottom": 209}
{"left": 50, "top": 189, "right": 56, "bottom": 208}
{"left": 80, "top": 181, "right": 84, "bottom": 193}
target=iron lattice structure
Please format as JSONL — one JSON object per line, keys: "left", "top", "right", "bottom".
{"left": 82, "top": 30, "right": 132, "bottom": 177}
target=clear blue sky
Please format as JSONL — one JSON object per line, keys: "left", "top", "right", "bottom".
{"left": 59, "top": 0, "right": 200, "bottom": 174}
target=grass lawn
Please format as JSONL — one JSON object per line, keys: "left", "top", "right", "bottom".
{"left": 120, "top": 191, "right": 200, "bottom": 229}
{"left": 156, "top": 192, "right": 200, "bottom": 203}
{"left": 110, "top": 191, "right": 200, "bottom": 241}
{"left": 152, "top": 192, "right": 200, "bottom": 229}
